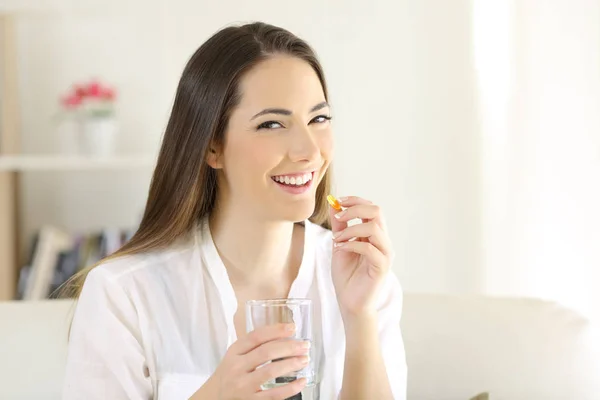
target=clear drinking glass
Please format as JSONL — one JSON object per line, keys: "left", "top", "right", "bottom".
{"left": 246, "top": 298, "right": 315, "bottom": 389}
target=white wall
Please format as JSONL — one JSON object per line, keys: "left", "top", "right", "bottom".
{"left": 476, "top": 0, "right": 600, "bottom": 321}
{"left": 15, "top": 0, "right": 484, "bottom": 295}
{"left": 520, "top": 0, "right": 600, "bottom": 322}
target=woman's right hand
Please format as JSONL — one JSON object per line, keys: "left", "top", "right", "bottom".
{"left": 192, "top": 323, "right": 309, "bottom": 399}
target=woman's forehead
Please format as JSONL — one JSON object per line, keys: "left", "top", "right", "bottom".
{"left": 235, "top": 56, "right": 326, "bottom": 116}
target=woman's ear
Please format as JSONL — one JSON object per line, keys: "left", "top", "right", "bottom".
{"left": 206, "top": 144, "right": 223, "bottom": 169}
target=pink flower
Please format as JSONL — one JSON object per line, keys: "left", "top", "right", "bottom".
{"left": 61, "top": 93, "right": 82, "bottom": 108}
{"left": 101, "top": 87, "right": 116, "bottom": 101}
{"left": 87, "top": 81, "right": 102, "bottom": 98}
{"left": 74, "top": 84, "right": 87, "bottom": 98}
{"left": 59, "top": 79, "right": 117, "bottom": 113}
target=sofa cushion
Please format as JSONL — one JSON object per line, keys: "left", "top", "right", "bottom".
{"left": 1, "top": 295, "right": 599, "bottom": 400}
{"left": 0, "top": 300, "right": 73, "bottom": 399}
{"left": 401, "top": 294, "right": 600, "bottom": 400}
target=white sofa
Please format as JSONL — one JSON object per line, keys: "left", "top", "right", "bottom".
{"left": 1, "top": 295, "right": 599, "bottom": 400}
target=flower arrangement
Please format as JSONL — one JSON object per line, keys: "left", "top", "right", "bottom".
{"left": 56, "top": 79, "right": 119, "bottom": 157}
{"left": 60, "top": 80, "right": 117, "bottom": 118}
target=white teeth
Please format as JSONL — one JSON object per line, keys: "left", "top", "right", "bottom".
{"left": 273, "top": 172, "right": 313, "bottom": 186}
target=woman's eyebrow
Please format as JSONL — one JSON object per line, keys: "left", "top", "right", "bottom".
{"left": 250, "top": 101, "right": 330, "bottom": 121}
{"left": 310, "top": 101, "right": 329, "bottom": 113}
{"left": 251, "top": 108, "right": 292, "bottom": 120}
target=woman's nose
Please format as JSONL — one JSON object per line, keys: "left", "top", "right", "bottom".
{"left": 288, "top": 126, "right": 321, "bottom": 163}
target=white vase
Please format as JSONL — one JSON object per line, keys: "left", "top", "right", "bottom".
{"left": 80, "top": 117, "right": 118, "bottom": 157}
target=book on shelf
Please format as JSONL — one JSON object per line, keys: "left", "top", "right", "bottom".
{"left": 17, "top": 225, "right": 136, "bottom": 300}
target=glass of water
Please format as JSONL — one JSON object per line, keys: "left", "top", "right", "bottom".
{"left": 246, "top": 298, "right": 315, "bottom": 389}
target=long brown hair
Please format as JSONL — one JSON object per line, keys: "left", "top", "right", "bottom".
{"left": 60, "top": 22, "right": 333, "bottom": 300}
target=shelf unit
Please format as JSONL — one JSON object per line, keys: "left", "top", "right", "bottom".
{"left": 0, "top": 13, "right": 155, "bottom": 300}
{"left": 0, "top": 13, "right": 21, "bottom": 301}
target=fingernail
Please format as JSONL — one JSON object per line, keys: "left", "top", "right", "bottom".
{"left": 339, "top": 196, "right": 348, "bottom": 202}
{"left": 300, "top": 356, "right": 310, "bottom": 365}
{"left": 301, "top": 340, "right": 311, "bottom": 349}
{"left": 334, "top": 210, "right": 346, "bottom": 219}
{"left": 285, "top": 323, "right": 296, "bottom": 332}
{"left": 334, "top": 241, "right": 346, "bottom": 248}
{"left": 333, "top": 231, "right": 342, "bottom": 239}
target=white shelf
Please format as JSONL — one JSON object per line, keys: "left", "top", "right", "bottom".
{"left": 0, "top": 155, "right": 156, "bottom": 171}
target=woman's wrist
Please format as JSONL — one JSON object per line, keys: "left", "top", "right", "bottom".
{"left": 189, "top": 372, "right": 219, "bottom": 399}
{"left": 341, "top": 308, "right": 377, "bottom": 329}
{"left": 342, "top": 312, "right": 379, "bottom": 344}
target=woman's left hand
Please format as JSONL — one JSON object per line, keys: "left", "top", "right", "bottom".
{"left": 329, "top": 196, "right": 393, "bottom": 318}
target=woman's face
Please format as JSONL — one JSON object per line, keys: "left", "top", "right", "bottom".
{"left": 214, "top": 55, "right": 333, "bottom": 223}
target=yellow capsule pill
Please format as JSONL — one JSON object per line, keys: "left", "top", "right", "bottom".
{"left": 327, "top": 194, "right": 342, "bottom": 211}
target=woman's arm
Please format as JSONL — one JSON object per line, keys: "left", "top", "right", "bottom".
{"left": 328, "top": 196, "right": 407, "bottom": 399}
{"left": 340, "top": 313, "right": 393, "bottom": 400}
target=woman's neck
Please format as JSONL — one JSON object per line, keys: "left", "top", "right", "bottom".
{"left": 208, "top": 204, "right": 304, "bottom": 287}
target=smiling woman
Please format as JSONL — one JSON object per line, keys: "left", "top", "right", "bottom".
{"left": 61, "top": 21, "right": 406, "bottom": 400}
{"left": 206, "top": 55, "right": 334, "bottom": 225}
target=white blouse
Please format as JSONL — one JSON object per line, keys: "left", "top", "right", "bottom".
{"left": 63, "top": 219, "right": 407, "bottom": 399}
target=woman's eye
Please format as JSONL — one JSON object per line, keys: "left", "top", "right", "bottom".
{"left": 310, "top": 115, "right": 333, "bottom": 124}
{"left": 257, "top": 121, "right": 283, "bottom": 130}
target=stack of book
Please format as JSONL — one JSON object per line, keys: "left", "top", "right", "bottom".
{"left": 16, "top": 226, "right": 136, "bottom": 300}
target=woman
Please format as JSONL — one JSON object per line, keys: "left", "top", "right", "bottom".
{"left": 63, "top": 22, "right": 407, "bottom": 400}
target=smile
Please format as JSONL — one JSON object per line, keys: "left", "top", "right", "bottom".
{"left": 270, "top": 171, "right": 316, "bottom": 194}
{"left": 271, "top": 172, "right": 314, "bottom": 187}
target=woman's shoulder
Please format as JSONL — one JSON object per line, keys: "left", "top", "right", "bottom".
{"left": 90, "top": 235, "right": 198, "bottom": 287}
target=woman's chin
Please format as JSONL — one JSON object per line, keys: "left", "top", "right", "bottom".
{"left": 276, "top": 202, "right": 316, "bottom": 223}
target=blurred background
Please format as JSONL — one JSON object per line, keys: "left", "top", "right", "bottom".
{"left": 1, "top": 0, "right": 599, "bottom": 399}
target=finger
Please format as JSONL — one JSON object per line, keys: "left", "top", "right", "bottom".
{"left": 245, "top": 339, "right": 311, "bottom": 372}
{"left": 255, "top": 378, "right": 307, "bottom": 400}
{"left": 337, "top": 196, "right": 373, "bottom": 207}
{"left": 251, "top": 355, "right": 310, "bottom": 390}
{"left": 328, "top": 202, "right": 348, "bottom": 233}
{"left": 233, "top": 323, "right": 296, "bottom": 355}
{"left": 333, "top": 204, "right": 384, "bottom": 228}
{"left": 333, "top": 241, "right": 388, "bottom": 272}
{"left": 332, "top": 221, "right": 391, "bottom": 255}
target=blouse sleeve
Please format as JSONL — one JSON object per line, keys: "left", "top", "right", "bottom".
{"left": 377, "top": 272, "right": 408, "bottom": 400}
{"left": 63, "top": 267, "right": 152, "bottom": 400}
